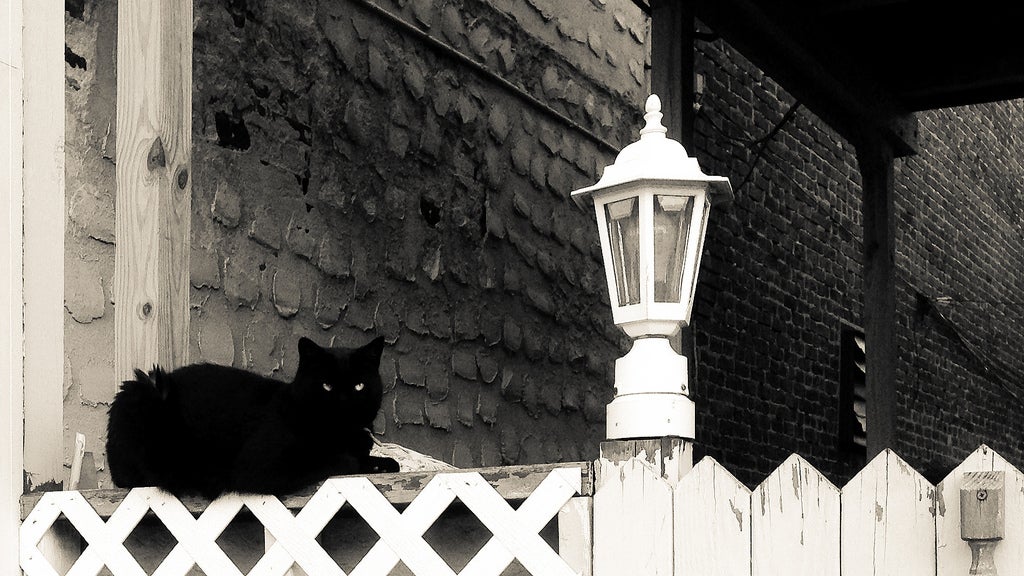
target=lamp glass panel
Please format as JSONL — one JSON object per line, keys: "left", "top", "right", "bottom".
{"left": 686, "top": 199, "right": 711, "bottom": 312}
{"left": 653, "top": 194, "right": 695, "bottom": 303}
{"left": 605, "top": 197, "right": 641, "bottom": 306}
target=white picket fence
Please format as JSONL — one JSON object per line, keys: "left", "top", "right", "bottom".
{"left": 672, "top": 444, "right": 1019, "bottom": 575}
{"left": 18, "top": 445, "right": 1024, "bottom": 575}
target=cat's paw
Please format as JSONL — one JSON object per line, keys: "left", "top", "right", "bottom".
{"left": 365, "top": 456, "right": 400, "bottom": 474}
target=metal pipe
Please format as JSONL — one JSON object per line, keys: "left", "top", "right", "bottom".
{"left": 354, "top": 0, "right": 622, "bottom": 155}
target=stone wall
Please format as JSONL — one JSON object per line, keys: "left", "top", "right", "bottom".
{"left": 64, "top": 0, "right": 118, "bottom": 477}
{"left": 186, "top": 0, "right": 650, "bottom": 470}
{"left": 61, "top": 0, "right": 1024, "bottom": 490}
{"left": 63, "top": 0, "right": 649, "bottom": 487}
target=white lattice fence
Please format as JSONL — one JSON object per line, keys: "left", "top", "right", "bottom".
{"left": 20, "top": 465, "right": 592, "bottom": 576}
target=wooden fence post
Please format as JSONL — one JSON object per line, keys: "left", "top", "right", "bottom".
{"left": 593, "top": 438, "right": 692, "bottom": 576}
{"left": 114, "top": 0, "right": 193, "bottom": 381}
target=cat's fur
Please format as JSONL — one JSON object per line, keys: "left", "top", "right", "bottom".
{"left": 106, "top": 336, "right": 399, "bottom": 499}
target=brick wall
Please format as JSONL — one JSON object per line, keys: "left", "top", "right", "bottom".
{"left": 688, "top": 35, "right": 867, "bottom": 485}
{"left": 61, "top": 0, "right": 1024, "bottom": 490}
{"left": 687, "top": 35, "right": 1024, "bottom": 484}
{"left": 893, "top": 102, "right": 1024, "bottom": 478}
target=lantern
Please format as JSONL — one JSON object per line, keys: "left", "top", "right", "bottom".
{"left": 571, "top": 94, "right": 732, "bottom": 440}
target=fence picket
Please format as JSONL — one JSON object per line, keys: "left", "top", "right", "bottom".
{"left": 840, "top": 449, "right": 935, "bottom": 576}
{"left": 593, "top": 448, "right": 675, "bottom": 576}
{"left": 674, "top": 456, "right": 751, "bottom": 576}
{"left": 751, "top": 454, "right": 839, "bottom": 576}
{"left": 936, "top": 445, "right": 1024, "bottom": 574}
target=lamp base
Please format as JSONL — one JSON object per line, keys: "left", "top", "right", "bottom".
{"left": 606, "top": 393, "right": 695, "bottom": 440}
{"left": 606, "top": 336, "right": 694, "bottom": 440}
{"left": 614, "top": 336, "right": 689, "bottom": 396}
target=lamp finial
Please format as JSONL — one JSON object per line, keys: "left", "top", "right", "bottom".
{"left": 640, "top": 94, "right": 667, "bottom": 138}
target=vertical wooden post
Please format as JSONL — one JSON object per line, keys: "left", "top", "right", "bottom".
{"left": 22, "top": 0, "right": 66, "bottom": 493}
{"left": 650, "top": 0, "right": 700, "bottom": 390}
{"left": 22, "top": 0, "right": 78, "bottom": 569}
{"left": 115, "top": 0, "right": 193, "bottom": 381}
{"left": 650, "top": 0, "right": 695, "bottom": 150}
{"left": 593, "top": 438, "right": 693, "bottom": 576}
{"left": 856, "top": 138, "right": 897, "bottom": 459}
{"left": 1, "top": 0, "right": 26, "bottom": 570}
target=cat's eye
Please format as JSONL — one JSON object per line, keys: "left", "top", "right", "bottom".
{"left": 322, "top": 382, "right": 333, "bottom": 392}
{"left": 354, "top": 382, "right": 365, "bottom": 392}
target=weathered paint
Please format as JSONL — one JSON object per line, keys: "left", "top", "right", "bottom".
{"left": 840, "top": 449, "right": 936, "bottom": 576}
{"left": 21, "top": 466, "right": 584, "bottom": 575}
{"left": 676, "top": 456, "right": 752, "bottom": 576}
{"left": 751, "top": 454, "right": 840, "bottom": 576}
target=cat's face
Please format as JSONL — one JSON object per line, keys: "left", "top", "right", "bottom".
{"left": 294, "top": 336, "right": 386, "bottom": 428}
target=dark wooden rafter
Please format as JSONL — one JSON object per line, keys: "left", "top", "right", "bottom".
{"left": 855, "top": 137, "right": 898, "bottom": 458}
{"left": 693, "top": 0, "right": 918, "bottom": 157}
{"left": 650, "top": 0, "right": 695, "bottom": 150}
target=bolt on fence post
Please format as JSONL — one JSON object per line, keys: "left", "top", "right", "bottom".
{"left": 961, "top": 471, "right": 1004, "bottom": 575}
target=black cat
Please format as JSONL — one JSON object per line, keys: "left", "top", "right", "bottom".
{"left": 106, "top": 336, "right": 399, "bottom": 499}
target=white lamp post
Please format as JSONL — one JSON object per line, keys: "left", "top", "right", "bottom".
{"left": 572, "top": 94, "right": 733, "bottom": 440}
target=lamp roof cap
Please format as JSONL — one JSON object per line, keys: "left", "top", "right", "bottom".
{"left": 571, "top": 94, "right": 733, "bottom": 208}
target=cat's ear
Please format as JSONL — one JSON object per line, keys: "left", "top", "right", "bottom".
{"left": 356, "top": 336, "right": 386, "bottom": 365}
{"left": 297, "top": 337, "right": 326, "bottom": 361}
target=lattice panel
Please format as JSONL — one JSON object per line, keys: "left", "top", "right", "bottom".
{"left": 20, "top": 467, "right": 585, "bottom": 576}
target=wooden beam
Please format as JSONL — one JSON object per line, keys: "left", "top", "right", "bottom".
{"left": 22, "top": 462, "right": 596, "bottom": 518}
{"left": 115, "top": 0, "right": 193, "bottom": 382}
{"left": 650, "top": 0, "right": 695, "bottom": 150}
{"left": 694, "top": 0, "right": 918, "bottom": 157}
{"left": 1, "top": 0, "right": 26, "bottom": 570}
{"left": 22, "top": 0, "right": 65, "bottom": 493}
{"left": 855, "top": 138, "right": 897, "bottom": 460}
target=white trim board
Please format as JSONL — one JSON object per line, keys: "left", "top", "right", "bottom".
{"left": 21, "top": 0, "right": 65, "bottom": 493}
{"left": 1, "top": 1, "right": 27, "bottom": 573}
